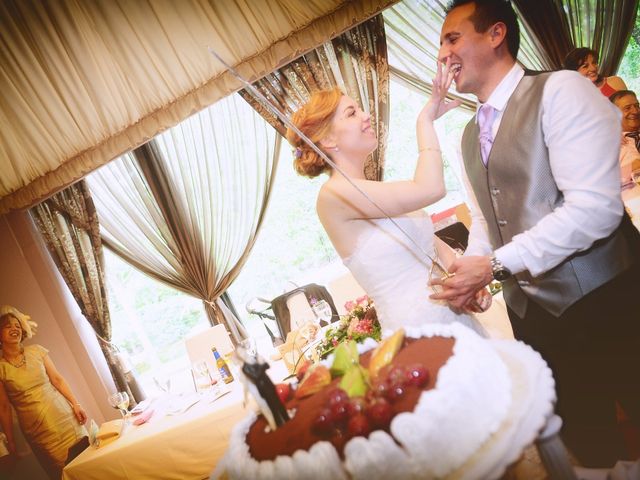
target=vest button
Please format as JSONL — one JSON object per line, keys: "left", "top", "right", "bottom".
{"left": 498, "top": 219, "right": 508, "bottom": 227}
{"left": 491, "top": 187, "right": 500, "bottom": 195}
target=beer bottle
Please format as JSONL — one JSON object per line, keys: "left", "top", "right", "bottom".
{"left": 212, "top": 347, "right": 234, "bottom": 384}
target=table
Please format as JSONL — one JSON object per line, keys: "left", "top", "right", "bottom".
{"left": 62, "top": 384, "right": 249, "bottom": 480}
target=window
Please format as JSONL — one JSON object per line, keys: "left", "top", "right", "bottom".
{"left": 102, "top": 79, "right": 473, "bottom": 391}
{"left": 104, "top": 249, "right": 211, "bottom": 395}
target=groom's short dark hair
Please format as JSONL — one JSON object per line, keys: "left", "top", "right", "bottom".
{"left": 445, "top": 0, "right": 520, "bottom": 60}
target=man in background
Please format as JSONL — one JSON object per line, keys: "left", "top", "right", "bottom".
{"left": 610, "top": 89, "right": 640, "bottom": 191}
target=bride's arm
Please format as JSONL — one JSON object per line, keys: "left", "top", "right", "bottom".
{"left": 322, "top": 59, "right": 461, "bottom": 220}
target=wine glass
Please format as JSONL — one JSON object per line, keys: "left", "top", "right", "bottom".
{"left": 191, "top": 360, "right": 214, "bottom": 394}
{"left": 153, "top": 374, "right": 171, "bottom": 395}
{"left": 311, "top": 300, "right": 333, "bottom": 327}
{"left": 238, "top": 338, "right": 258, "bottom": 359}
{"left": 108, "top": 391, "right": 130, "bottom": 420}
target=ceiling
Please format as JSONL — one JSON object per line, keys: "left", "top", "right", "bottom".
{"left": 0, "top": 0, "right": 397, "bottom": 214}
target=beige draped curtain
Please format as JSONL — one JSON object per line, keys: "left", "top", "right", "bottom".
{"left": 30, "top": 181, "right": 135, "bottom": 401}
{"left": 239, "top": 14, "right": 390, "bottom": 180}
{"left": 383, "top": 0, "right": 548, "bottom": 111}
{"left": 0, "top": 0, "right": 399, "bottom": 214}
{"left": 512, "top": 0, "right": 639, "bottom": 74}
{"left": 87, "top": 94, "right": 280, "bottom": 345}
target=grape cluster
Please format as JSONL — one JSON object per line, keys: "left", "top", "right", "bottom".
{"left": 312, "top": 363, "right": 429, "bottom": 438}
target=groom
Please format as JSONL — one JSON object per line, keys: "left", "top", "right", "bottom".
{"left": 430, "top": 0, "right": 640, "bottom": 467}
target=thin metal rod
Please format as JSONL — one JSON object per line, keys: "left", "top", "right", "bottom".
{"left": 207, "top": 47, "right": 450, "bottom": 277}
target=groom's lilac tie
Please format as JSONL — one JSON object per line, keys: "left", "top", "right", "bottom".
{"left": 477, "top": 104, "right": 496, "bottom": 166}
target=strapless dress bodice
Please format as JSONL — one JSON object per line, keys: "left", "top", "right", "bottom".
{"left": 343, "top": 211, "right": 485, "bottom": 335}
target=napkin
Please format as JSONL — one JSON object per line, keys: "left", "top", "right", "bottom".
{"left": 132, "top": 408, "right": 154, "bottom": 426}
{"left": 96, "top": 419, "right": 123, "bottom": 447}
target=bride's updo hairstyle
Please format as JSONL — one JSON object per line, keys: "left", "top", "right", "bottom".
{"left": 286, "top": 88, "right": 342, "bottom": 178}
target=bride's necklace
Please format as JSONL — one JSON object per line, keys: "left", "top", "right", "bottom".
{"left": 3, "top": 350, "right": 26, "bottom": 368}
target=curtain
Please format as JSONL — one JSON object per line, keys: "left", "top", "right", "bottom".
{"left": 87, "top": 94, "right": 280, "bottom": 345}
{"left": 383, "top": 0, "right": 545, "bottom": 112}
{"left": 0, "top": 0, "right": 399, "bottom": 215}
{"left": 513, "top": 0, "right": 639, "bottom": 74}
{"left": 239, "top": 15, "right": 389, "bottom": 181}
{"left": 30, "top": 181, "right": 135, "bottom": 402}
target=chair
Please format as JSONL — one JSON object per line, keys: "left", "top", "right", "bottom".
{"left": 435, "top": 221, "right": 469, "bottom": 252}
{"left": 184, "top": 324, "right": 234, "bottom": 383}
{"left": 327, "top": 272, "right": 367, "bottom": 316}
{"left": 270, "top": 283, "right": 339, "bottom": 339}
{"left": 65, "top": 436, "right": 89, "bottom": 465}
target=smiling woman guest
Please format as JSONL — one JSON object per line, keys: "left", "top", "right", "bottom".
{"left": 0, "top": 306, "right": 87, "bottom": 479}
{"left": 564, "top": 47, "right": 627, "bottom": 97}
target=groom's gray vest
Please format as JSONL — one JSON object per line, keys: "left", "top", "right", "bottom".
{"left": 461, "top": 72, "right": 637, "bottom": 318}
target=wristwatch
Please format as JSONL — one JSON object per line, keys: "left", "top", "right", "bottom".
{"left": 489, "top": 255, "right": 512, "bottom": 282}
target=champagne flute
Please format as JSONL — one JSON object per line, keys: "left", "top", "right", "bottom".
{"left": 191, "top": 360, "right": 213, "bottom": 393}
{"left": 108, "top": 391, "right": 130, "bottom": 420}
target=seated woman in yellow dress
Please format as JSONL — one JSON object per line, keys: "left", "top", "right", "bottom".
{"left": 0, "top": 305, "right": 87, "bottom": 479}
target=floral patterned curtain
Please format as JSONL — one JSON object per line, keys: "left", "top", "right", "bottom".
{"left": 240, "top": 14, "right": 389, "bottom": 181}
{"left": 30, "top": 180, "right": 135, "bottom": 402}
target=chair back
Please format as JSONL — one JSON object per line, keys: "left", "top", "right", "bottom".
{"left": 270, "top": 283, "right": 339, "bottom": 339}
{"left": 184, "top": 324, "right": 234, "bottom": 379}
{"left": 435, "top": 221, "right": 469, "bottom": 252}
{"left": 65, "top": 436, "right": 89, "bottom": 465}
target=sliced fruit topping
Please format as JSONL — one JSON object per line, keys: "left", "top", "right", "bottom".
{"left": 275, "top": 383, "right": 292, "bottom": 404}
{"left": 295, "top": 364, "right": 331, "bottom": 399}
{"left": 330, "top": 341, "right": 359, "bottom": 377}
{"left": 339, "top": 364, "right": 369, "bottom": 398}
{"left": 368, "top": 328, "right": 405, "bottom": 378}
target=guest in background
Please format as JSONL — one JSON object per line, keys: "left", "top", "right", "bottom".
{"left": 432, "top": 0, "right": 640, "bottom": 467}
{"left": 610, "top": 89, "right": 640, "bottom": 190}
{"left": 564, "top": 47, "right": 627, "bottom": 97}
{"left": 0, "top": 306, "right": 87, "bottom": 479}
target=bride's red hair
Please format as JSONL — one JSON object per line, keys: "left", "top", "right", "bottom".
{"left": 287, "top": 88, "right": 342, "bottom": 178}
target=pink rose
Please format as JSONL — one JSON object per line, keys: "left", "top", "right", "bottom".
{"left": 344, "top": 300, "right": 355, "bottom": 311}
{"left": 356, "top": 295, "right": 369, "bottom": 307}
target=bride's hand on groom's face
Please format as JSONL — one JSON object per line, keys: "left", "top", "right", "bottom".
{"left": 428, "top": 256, "right": 493, "bottom": 310}
{"left": 418, "top": 57, "right": 461, "bottom": 124}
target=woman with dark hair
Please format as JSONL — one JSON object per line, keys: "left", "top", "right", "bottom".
{"left": 285, "top": 61, "right": 489, "bottom": 335}
{"left": 0, "top": 306, "right": 87, "bottom": 479}
{"left": 563, "top": 47, "right": 627, "bottom": 97}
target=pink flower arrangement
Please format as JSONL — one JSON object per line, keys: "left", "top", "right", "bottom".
{"left": 316, "top": 295, "right": 380, "bottom": 359}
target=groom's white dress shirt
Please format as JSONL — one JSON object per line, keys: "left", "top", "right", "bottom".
{"left": 463, "top": 64, "right": 624, "bottom": 277}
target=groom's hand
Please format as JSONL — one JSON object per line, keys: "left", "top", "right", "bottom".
{"left": 429, "top": 256, "right": 493, "bottom": 310}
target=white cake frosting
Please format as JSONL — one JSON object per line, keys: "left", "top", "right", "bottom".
{"left": 218, "top": 323, "right": 512, "bottom": 480}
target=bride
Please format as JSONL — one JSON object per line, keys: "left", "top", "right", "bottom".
{"left": 286, "top": 60, "right": 488, "bottom": 334}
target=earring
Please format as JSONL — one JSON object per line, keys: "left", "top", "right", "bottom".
{"left": 334, "top": 147, "right": 340, "bottom": 152}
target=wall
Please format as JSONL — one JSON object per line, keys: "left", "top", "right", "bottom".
{"left": 0, "top": 210, "right": 119, "bottom": 470}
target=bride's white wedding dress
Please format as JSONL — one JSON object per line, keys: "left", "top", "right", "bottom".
{"left": 343, "top": 210, "right": 486, "bottom": 336}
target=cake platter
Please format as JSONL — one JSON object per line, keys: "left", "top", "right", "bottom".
{"left": 449, "top": 339, "right": 556, "bottom": 479}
